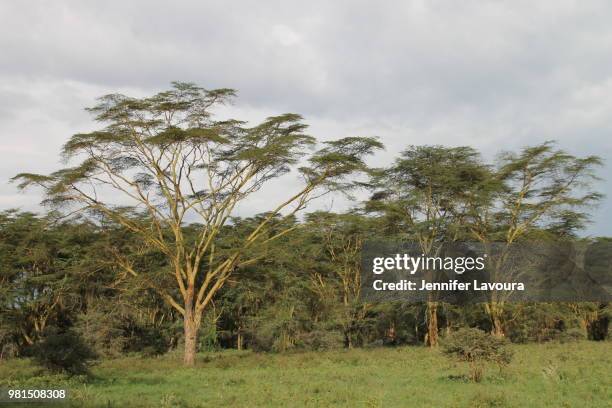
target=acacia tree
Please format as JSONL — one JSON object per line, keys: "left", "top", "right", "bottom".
{"left": 367, "top": 146, "right": 491, "bottom": 346}
{"left": 306, "top": 211, "right": 373, "bottom": 348}
{"left": 466, "top": 142, "right": 603, "bottom": 337}
{"left": 0, "top": 211, "right": 77, "bottom": 349}
{"left": 13, "top": 82, "right": 382, "bottom": 365}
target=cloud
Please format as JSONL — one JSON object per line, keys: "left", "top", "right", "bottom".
{"left": 0, "top": 0, "right": 611, "bottom": 235}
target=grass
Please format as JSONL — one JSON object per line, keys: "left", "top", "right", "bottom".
{"left": 0, "top": 342, "right": 610, "bottom": 407}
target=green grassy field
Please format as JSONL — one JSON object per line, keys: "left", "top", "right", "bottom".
{"left": 1, "top": 342, "right": 610, "bottom": 407}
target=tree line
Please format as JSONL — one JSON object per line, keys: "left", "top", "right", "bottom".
{"left": 2, "top": 83, "right": 610, "bottom": 367}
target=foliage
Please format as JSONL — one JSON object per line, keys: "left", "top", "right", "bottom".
{"left": 1, "top": 113, "right": 609, "bottom": 364}
{"left": 31, "top": 328, "right": 97, "bottom": 376}
{"left": 366, "top": 146, "right": 493, "bottom": 346}
{"left": 442, "top": 328, "right": 513, "bottom": 382}
{"left": 295, "top": 329, "right": 345, "bottom": 351}
{"left": 0, "top": 208, "right": 609, "bottom": 360}
{"left": 11, "top": 82, "right": 382, "bottom": 365}
{"left": 73, "top": 305, "right": 128, "bottom": 358}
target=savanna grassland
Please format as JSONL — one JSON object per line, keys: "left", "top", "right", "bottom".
{"left": 1, "top": 342, "right": 610, "bottom": 408}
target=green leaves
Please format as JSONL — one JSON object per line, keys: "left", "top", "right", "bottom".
{"left": 10, "top": 173, "right": 54, "bottom": 190}
{"left": 442, "top": 328, "right": 513, "bottom": 381}
{"left": 312, "top": 137, "right": 383, "bottom": 172}
{"left": 12, "top": 160, "right": 100, "bottom": 209}
{"left": 12, "top": 82, "right": 386, "bottom": 349}
{"left": 145, "top": 126, "right": 229, "bottom": 146}
{"left": 227, "top": 114, "right": 315, "bottom": 166}
{"left": 62, "top": 131, "right": 125, "bottom": 157}
{"left": 366, "top": 141, "right": 603, "bottom": 242}
{"left": 367, "top": 145, "right": 492, "bottom": 241}
{"left": 388, "top": 145, "right": 489, "bottom": 194}
{"left": 495, "top": 141, "right": 603, "bottom": 238}
{"left": 304, "top": 137, "right": 383, "bottom": 186}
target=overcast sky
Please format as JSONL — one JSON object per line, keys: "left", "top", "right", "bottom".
{"left": 1, "top": 1, "right": 611, "bottom": 236}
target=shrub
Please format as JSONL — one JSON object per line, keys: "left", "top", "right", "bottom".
{"left": 557, "top": 327, "right": 586, "bottom": 343}
{"left": 198, "top": 312, "right": 221, "bottom": 352}
{"left": 0, "top": 326, "right": 18, "bottom": 360}
{"left": 130, "top": 326, "right": 174, "bottom": 357}
{"left": 74, "top": 308, "right": 127, "bottom": 358}
{"left": 0, "top": 342, "right": 18, "bottom": 360}
{"left": 32, "top": 328, "right": 97, "bottom": 376}
{"left": 246, "top": 314, "right": 301, "bottom": 352}
{"left": 295, "top": 330, "right": 344, "bottom": 351}
{"left": 245, "top": 324, "right": 275, "bottom": 352}
{"left": 442, "top": 328, "right": 513, "bottom": 382}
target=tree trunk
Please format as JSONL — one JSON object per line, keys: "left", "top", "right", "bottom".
{"left": 485, "top": 301, "right": 504, "bottom": 338}
{"left": 426, "top": 301, "right": 438, "bottom": 347}
{"left": 491, "top": 313, "right": 504, "bottom": 338}
{"left": 183, "top": 316, "right": 199, "bottom": 366}
{"left": 237, "top": 329, "right": 243, "bottom": 351}
{"left": 386, "top": 322, "right": 396, "bottom": 344}
{"left": 183, "top": 288, "right": 201, "bottom": 366}
{"left": 484, "top": 300, "right": 505, "bottom": 338}
{"left": 344, "top": 329, "right": 353, "bottom": 349}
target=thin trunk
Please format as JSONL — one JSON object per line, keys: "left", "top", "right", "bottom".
{"left": 344, "top": 329, "right": 352, "bottom": 349}
{"left": 426, "top": 301, "right": 438, "bottom": 347}
{"left": 22, "top": 331, "right": 34, "bottom": 346}
{"left": 488, "top": 302, "right": 505, "bottom": 338}
{"left": 237, "top": 329, "right": 243, "bottom": 351}
{"left": 387, "top": 321, "right": 396, "bottom": 344}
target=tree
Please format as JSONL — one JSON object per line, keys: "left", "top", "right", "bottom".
{"left": 12, "top": 82, "right": 382, "bottom": 365}
{"left": 215, "top": 213, "right": 303, "bottom": 351}
{"left": 465, "top": 142, "right": 603, "bottom": 337}
{"left": 306, "top": 211, "right": 373, "bottom": 348}
{"left": 367, "top": 146, "right": 490, "bottom": 346}
{"left": 0, "top": 211, "right": 76, "bottom": 349}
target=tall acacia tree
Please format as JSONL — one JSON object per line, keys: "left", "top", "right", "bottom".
{"left": 367, "top": 145, "right": 491, "bottom": 346}
{"left": 466, "top": 142, "right": 603, "bottom": 337}
{"left": 13, "top": 82, "right": 382, "bottom": 365}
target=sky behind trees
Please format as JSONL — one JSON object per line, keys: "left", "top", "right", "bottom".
{"left": 1, "top": 0, "right": 611, "bottom": 235}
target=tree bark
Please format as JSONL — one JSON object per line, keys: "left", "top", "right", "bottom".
{"left": 237, "top": 329, "right": 243, "bottom": 351}
{"left": 483, "top": 299, "right": 505, "bottom": 338}
{"left": 426, "top": 301, "right": 439, "bottom": 347}
{"left": 344, "top": 329, "right": 353, "bottom": 349}
{"left": 183, "top": 287, "right": 201, "bottom": 366}
{"left": 491, "top": 313, "right": 504, "bottom": 338}
{"left": 183, "top": 316, "right": 199, "bottom": 366}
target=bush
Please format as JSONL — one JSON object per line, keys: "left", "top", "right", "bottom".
{"left": 0, "top": 326, "right": 18, "bottom": 360}
{"left": 246, "top": 313, "right": 302, "bottom": 352}
{"left": 442, "top": 328, "right": 513, "bottom": 382}
{"left": 295, "top": 330, "right": 344, "bottom": 351}
{"left": 32, "top": 328, "right": 97, "bottom": 376}
{"left": 1, "top": 342, "right": 18, "bottom": 360}
{"left": 74, "top": 308, "right": 127, "bottom": 358}
{"left": 198, "top": 312, "right": 221, "bottom": 352}
{"left": 557, "top": 327, "right": 586, "bottom": 343}
{"left": 129, "top": 326, "right": 174, "bottom": 357}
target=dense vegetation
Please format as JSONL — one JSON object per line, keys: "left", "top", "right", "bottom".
{"left": 1, "top": 84, "right": 610, "bottom": 375}
{"left": 0, "top": 197, "right": 609, "bottom": 363}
